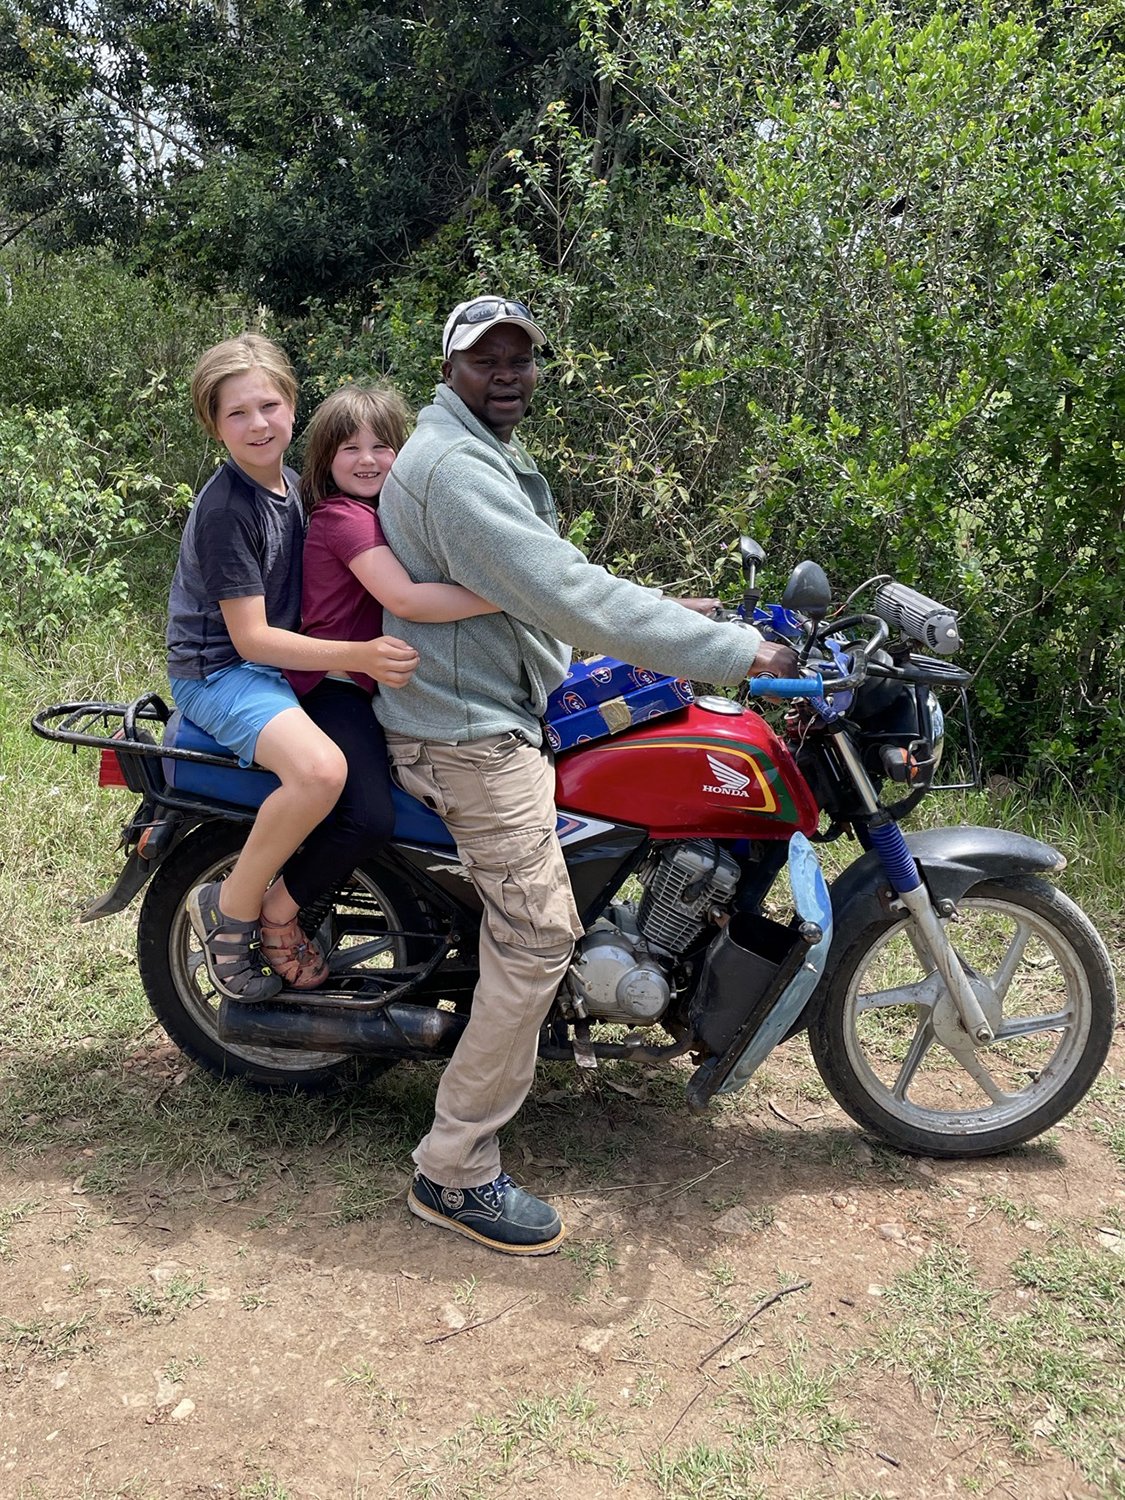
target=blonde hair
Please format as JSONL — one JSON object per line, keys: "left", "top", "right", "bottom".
{"left": 191, "top": 334, "right": 298, "bottom": 440}
{"left": 300, "top": 383, "right": 412, "bottom": 513}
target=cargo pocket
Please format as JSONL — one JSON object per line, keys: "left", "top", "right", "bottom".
{"left": 386, "top": 740, "right": 451, "bottom": 818}
{"left": 460, "top": 828, "right": 582, "bottom": 950}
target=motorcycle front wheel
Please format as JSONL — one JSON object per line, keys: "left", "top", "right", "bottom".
{"left": 808, "top": 875, "right": 1116, "bottom": 1157}
{"left": 137, "top": 821, "right": 430, "bottom": 1092}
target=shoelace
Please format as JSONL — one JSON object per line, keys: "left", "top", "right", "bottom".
{"left": 478, "top": 1173, "right": 514, "bottom": 1208}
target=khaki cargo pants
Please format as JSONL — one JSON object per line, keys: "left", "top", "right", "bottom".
{"left": 385, "top": 730, "right": 583, "bottom": 1188}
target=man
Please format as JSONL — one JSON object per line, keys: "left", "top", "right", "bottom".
{"left": 376, "top": 294, "right": 797, "bottom": 1255}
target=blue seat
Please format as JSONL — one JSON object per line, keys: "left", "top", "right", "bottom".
{"left": 162, "top": 711, "right": 457, "bottom": 848}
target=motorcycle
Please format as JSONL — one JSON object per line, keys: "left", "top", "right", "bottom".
{"left": 33, "top": 547, "right": 1116, "bottom": 1158}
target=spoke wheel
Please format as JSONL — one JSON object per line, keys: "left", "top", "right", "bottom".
{"left": 809, "top": 875, "right": 1115, "bottom": 1157}
{"left": 137, "top": 822, "right": 429, "bottom": 1092}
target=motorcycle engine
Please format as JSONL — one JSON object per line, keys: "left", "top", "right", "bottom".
{"left": 569, "top": 840, "right": 741, "bottom": 1026}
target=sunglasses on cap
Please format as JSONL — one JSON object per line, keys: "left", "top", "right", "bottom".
{"left": 452, "top": 298, "right": 536, "bottom": 329}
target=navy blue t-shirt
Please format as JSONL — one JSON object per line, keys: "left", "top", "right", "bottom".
{"left": 167, "top": 460, "right": 304, "bottom": 680}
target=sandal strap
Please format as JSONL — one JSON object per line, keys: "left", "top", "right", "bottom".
{"left": 188, "top": 882, "right": 280, "bottom": 1001}
{"left": 260, "top": 917, "right": 329, "bottom": 990}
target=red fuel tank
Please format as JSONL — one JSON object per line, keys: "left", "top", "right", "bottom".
{"left": 554, "top": 699, "right": 819, "bottom": 840}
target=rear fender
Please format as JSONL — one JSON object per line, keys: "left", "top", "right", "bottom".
{"left": 81, "top": 810, "right": 197, "bottom": 922}
{"left": 81, "top": 849, "right": 155, "bottom": 922}
{"left": 791, "top": 826, "right": 1064, "bottom": 1031}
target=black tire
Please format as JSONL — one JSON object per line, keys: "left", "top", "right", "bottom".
{"left": 137, "top": 821, "right": 430, "bottom": 1092}
{"left": 809, "top": 876, "right": 1116, "bottom": 1157}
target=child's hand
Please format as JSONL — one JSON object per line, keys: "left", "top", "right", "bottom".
{"left": 361, "top": 635, "right": 420, "bottom": 688}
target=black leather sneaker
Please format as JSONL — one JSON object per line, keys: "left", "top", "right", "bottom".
{"left": 408, "top": 1171, "right": 565, "bottom": 1255}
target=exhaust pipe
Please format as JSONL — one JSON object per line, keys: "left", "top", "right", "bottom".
{"left": 219, "top": 998, "right": 468, "bottom": 1057}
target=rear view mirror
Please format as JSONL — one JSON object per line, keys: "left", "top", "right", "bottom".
{"left": 781, "top": 561, "right": 831, "bottom": 622}
{"left": 739, "top": 537, "right": 765, "bottom": 577}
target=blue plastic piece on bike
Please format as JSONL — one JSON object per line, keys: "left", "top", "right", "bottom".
{"left": 746, "top": 675, "right": 824, "bottom": 699}
{"left": 718, "top": 832, "right": 833, "bottom": 1094}
{"left": 868, "top": 818, "right": 923, "bottom": 894}
{"left": 807, "top": 640, "right": 854, "bottom": 720}
{"left": 749, "top": 602, "right": 804, "bottom": 641}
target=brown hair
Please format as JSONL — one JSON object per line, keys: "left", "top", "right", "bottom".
{"left": 300, "top": 383, "right": 412, "bottom": 513}
{"left": 190, "top": 334, "right": 299, "bottom": 440}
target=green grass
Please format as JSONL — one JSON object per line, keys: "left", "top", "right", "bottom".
{"left": 0, "top": 1311, "right": 96, "bottom": 1366}
{"left": 238, "top": 1477, "right": 293, "bottom": 1500}
{"left": 650, "top": 1345, "right": 859, "bottom": 1497}
{"left": 124, "top": 1273, "right": 207, "bottom": 1320}
{"left": 871, "top": 1241, "right": 1125, "bottom": 1493}
{"left": 650, "top": 1443, "right": 768, "bottom": 1500}
{"left": 726, "top": 1353, "right": 858, "bottom": 1454}
{"left": 342, "top": 1360, "right": 406, "bottom": 1415}
{"left": 394, "top": 1383, "right": 624, "bottom": 1497}
{"left": 3, "top": 616, "right": 166, "bottom": 1042}
{"left": 1078, "top": 1068, "right": 1125, "bottom": 1168}
{"left": 0, "top": 1199, "right": 37, "bottom": 1259}
{"left": 4, "top": 617, "right": 1125, "bottom": 1500}
{"left": 560, "top": 1235, "right": 618, "bottom": 1281}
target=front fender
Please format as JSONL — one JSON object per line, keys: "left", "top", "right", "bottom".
{"left": 793, "top": 826, "right": 1064, "bottom": 1031}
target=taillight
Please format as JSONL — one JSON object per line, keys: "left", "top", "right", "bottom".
{"left": 98, "top": 747, "right": 130, "bottom": 788}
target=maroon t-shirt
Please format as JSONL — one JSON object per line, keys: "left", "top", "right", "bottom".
{"left": 287, "top": 494, "right": 387, "bottom": 697}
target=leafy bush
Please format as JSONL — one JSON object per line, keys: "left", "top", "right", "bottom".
{"left": 4, "top": 1, "right": 1123, "bottom": 793}
{"left": 0, "top": 251, "right": 247, "bottom": 486}
{"left": 622, "top": 0, "right": 1125, "bottom": 789}
{"left": 347, "top": 0, "right": 1122, "bottom": 792}
{"left": 0, "top": 407, "right": 191, "bottom": 646}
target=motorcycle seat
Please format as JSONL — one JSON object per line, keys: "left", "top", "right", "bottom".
{"left": 162, "top": 710, "right": 456, "bottom": 847}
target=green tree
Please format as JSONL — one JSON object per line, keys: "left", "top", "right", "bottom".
{"left": 1, "top": 0, "right": 583, "bottom": 308}
{"left": 565, "top": 0, "right": 1125, "bottom": 785}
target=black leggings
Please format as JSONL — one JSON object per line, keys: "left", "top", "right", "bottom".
{"left": 280, "top": 679, "right": 396, "bottom": 909}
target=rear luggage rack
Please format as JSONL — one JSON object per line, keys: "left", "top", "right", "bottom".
{"left": 32, "top": 693, "right": 259, "bottom": 820}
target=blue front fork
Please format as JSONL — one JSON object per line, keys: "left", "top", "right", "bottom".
{"left": 867, "top": 817, "right": 924, "bottom": 894}
{"left": 832, "top": 731, "right": 996, "bottom": 1044}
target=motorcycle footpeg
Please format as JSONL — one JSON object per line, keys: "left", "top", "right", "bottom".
{"left": 571, "top": 1020, "right": 598, "bottom": 1070}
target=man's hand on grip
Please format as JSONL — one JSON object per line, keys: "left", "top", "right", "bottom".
{"left": 748, "top": 641, "right": 799, "bottom": 680}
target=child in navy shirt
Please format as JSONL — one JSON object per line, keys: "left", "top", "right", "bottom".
{"left": 167, "top": 336, "right": 419, "bottom": 999}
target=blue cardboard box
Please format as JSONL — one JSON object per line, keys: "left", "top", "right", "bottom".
{"left": 548, "top": 655, "right": 666, "bottom": 714}
{"left": 544, "top": 659, "right": 694, "bottom": 752}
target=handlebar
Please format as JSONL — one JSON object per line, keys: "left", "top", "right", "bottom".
{"left": 721, "top": 578, "right": 969, "bottom": 706}
{"left": 746, "top": 675, "right": 826, "bottom": 699}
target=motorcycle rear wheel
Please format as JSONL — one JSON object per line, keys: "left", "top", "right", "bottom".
{"left": 137, "top": 821, "right": 429, "bottom": 1092}
{"left": 809, "top": 875, "right": 1115, "bottom": 1157}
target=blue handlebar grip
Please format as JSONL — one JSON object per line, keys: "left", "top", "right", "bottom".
{"left": 746, "top": 675, "right": 824, "bottom": 699}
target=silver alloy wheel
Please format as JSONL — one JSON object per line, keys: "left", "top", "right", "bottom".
{"left": 838, "top": 889, "right": 1094, "bottom": 1136}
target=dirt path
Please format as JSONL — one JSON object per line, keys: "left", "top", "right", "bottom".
{"left": 2, "top": 1034, "right": 1121, "bottom": 1500}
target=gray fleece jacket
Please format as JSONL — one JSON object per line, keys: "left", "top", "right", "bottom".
{"left": 375, "top": 384, "right": 761, "bottom": 745}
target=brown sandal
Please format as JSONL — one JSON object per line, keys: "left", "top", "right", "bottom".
{"left": 259, "top": 916, "right": 329, "bottom": 991}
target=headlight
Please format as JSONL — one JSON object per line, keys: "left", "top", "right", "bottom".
{"left": 926, "top": 692, "right": 945, "bottom": 770}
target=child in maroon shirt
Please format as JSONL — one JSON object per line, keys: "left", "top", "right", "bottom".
{"left": 284, "top": 385, "right": 498, "bottom": 940}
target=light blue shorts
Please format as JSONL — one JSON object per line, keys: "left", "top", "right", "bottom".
{"left": 170, "top": 662, "right": 301, "bottom": 767}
